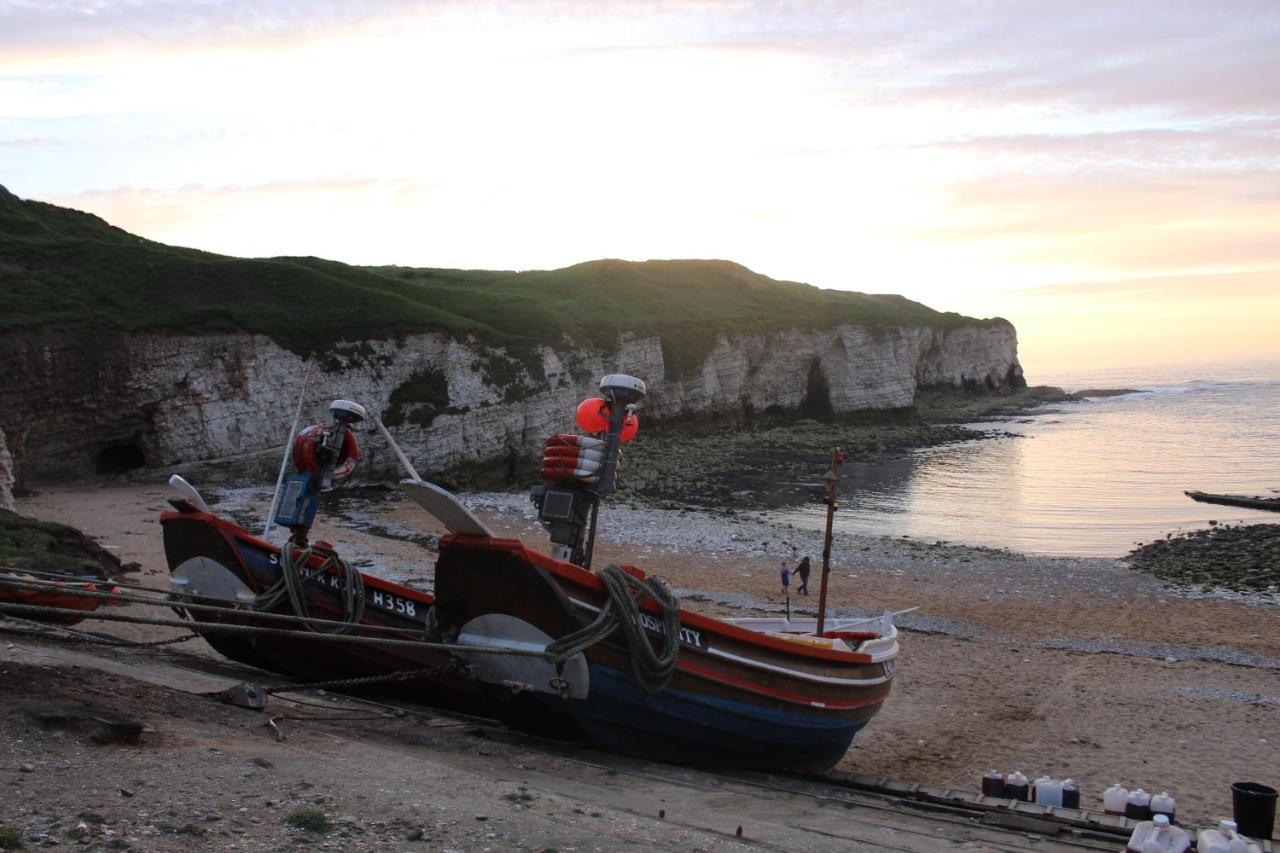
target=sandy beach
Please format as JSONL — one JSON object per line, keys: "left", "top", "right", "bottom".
{"left": 7, "top": 473, "right": 1278, "bottom": 839}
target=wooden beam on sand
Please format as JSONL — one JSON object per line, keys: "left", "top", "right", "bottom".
{"left": 1184, "top": 490, "right": 1280, "bottom": 513}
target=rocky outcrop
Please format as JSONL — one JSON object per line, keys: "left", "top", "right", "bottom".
{"left": 0, "top": 427, "right": 14, "bottom": 510}
{"left": 0, "top": 320, "right": 1021, "bottom": 483}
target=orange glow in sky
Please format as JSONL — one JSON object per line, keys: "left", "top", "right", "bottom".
{"left": 2, "top": 2, "right": 1277, "bottom": 378}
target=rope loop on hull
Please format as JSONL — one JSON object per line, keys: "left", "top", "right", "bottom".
{"left": 546, "top": 565, "right": 681, "bottom": 693}
{"left": 255, "top": 546, "right": 366, "bottom": 633}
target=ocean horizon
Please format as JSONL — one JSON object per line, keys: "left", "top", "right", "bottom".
{"left": 777, "top": 356, "right": 1280, "bottom": 558}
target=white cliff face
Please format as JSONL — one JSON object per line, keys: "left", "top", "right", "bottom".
{"left": 0, "top": 427, "right": 14, "bottom": 511}
{"left": 0, "top": 321, "right": 1019, "bottom": 482}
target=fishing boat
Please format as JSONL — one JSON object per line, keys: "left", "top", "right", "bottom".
{"left": 0, "top": 570, "right": 120, "bottom": 626}
{"left": 161, "top": 471, "right": 472, "bottom": 707}
{"left": 160, "top": 377, "right": 898, "bottom": 770}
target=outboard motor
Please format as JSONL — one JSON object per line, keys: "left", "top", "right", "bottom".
{"left": 273, "top": 399, "right": 367, "bottom": 546}
{"left": 532, "top": 374, "right": 645, "bottom": 566}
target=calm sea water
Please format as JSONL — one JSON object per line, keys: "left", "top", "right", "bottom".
{"left": 777, "top": 359, "right": 1280, "bottom": 557}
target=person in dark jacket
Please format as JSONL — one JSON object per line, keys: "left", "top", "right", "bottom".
{"left": 794, "top": 555, "right": 812, "bottom": 595}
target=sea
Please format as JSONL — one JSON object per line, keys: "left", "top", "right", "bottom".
{"left": 776, "top": 358, "right": 1280, "bottom": 558}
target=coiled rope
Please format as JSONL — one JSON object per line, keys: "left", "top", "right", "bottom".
{"left": 254, "top": 545, "right": 366, "bottom": 633}
{"left": 546, "top": 565, "right": 681, "bottom": 693}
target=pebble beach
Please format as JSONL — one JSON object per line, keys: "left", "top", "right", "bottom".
{"left": 12, "top": 458, "right": 1279, "bottom": 831}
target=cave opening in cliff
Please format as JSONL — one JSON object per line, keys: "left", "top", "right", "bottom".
{"left": 95, "top": 441, "right": 146, "bottom": 474}
{"left": 798, "top": 360, "right": 834, "bottom": 421}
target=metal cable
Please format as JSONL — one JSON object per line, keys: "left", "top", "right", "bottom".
{"left": 0, "top": 574, "right": 415, "bottom": 638}
{"left": 0, "top": 601, "right": 547, "bottom": 657}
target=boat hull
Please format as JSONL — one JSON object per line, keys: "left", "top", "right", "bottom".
{"left": 161, "top": 509, "right": 896, "bottom": 771}
{"left": 161, "top": 512, "right": 470, "bottom": 703}
{"left": 0, "top": 574, "right": 110, "bottom": 626}
{"left": 570, "top": 664, "right": 865, "bottom": 769}
{"left": 433, "top": 535, "right": 894, "bottom": 771}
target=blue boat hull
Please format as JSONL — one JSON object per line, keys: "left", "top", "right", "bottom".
{"left": 570, "top": 665, "right": 864, "bottom": 770}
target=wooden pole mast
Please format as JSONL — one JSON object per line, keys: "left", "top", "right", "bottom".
{"left": 815, "top": 446, "right": 844, "bottom": 636}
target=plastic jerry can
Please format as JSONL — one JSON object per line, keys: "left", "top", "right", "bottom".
{"left": 1126, "top": 787, "right": 1153, "bottom": 820}
{"left": 1197, "top": 820, "right": 1263, "bottom": 853}
{"left": 1125, "top": 814, "right": 1190, "bottom": 853}
{"left": 1034, "top": 776, "right": 1064, "bottom": 807}
{"left": 1062, "top": 779, "right": 1080, "bottom": 810}
{"left": 1104, "top": 784, "right": 1130, "bottom": 815}
{"left": 1150, "top": 791, "right": 1176, "bottom": 822}
{"left": 1004, "top": 770, "right": 1029, "bottom": 802}
{"left": 981, "top": 770, "right": 1005, "bottom": 797}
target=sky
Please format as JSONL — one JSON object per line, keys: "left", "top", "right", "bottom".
{"left": 2, "top": 1, "right": 1279, "bottom": 377}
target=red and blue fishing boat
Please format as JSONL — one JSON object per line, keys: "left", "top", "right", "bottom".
{"left": 160, "top": 379, "right": 898, "bottom": 770}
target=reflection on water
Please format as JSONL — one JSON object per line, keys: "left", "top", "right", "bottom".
{"left": 777, "top": 361, "right": 1280, "bottom": 557}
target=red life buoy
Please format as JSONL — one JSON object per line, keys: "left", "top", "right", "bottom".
{"left": 292, "top": 423, "right": 360, "bottom": 480}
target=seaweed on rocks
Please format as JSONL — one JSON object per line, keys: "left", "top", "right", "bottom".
{"left": 1126, "top": 523, "right": 1280, "bottom": 593}
{"left": 619, "top": 419, "right": 1001, "bottom": 511}
{"left": 0, "top": 509, "right": 132, "bottom": 577}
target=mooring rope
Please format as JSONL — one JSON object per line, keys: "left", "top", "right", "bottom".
{"left": 0, "top": 601, "right": 547, "bottom": 657}
{"left": 254, "top": 545, "right": 366, "bottom": 633}
{"left": 0, "top": 613, "right": 202, "bottom": 648}
{"left": 0, "top": 574, "right": 422, "bottom": 639}
{"left": 546, "top": 565, "right": 681, "bottom": 693}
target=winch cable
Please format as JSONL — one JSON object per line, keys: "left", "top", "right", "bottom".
{"left": 0, "top": 573, "right": 415, "bottom": 639}
{"left": 251, "top": 545, "right": 366, "bottom": 633}
{"left": 0, "top": 612, "right": 202, "bottom": 648}
{"left": 0, "top": 599, "right": 551, "bottom": 657}
{"left": 546, "top": 564, "right": 681, "bottom": 693}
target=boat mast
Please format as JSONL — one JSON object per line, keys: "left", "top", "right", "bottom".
{"left": 532, "top": 374, "right": 646, "bottom": 569}
{"left": 582, "top": 374, "right": 646, "bottom": 568}
{"left": 815, "top": 446, "right": 844, "bottom": 636}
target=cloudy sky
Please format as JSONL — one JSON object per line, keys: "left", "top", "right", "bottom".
{"left": 3, "top": 1, "right": 1278, "bottom": 376}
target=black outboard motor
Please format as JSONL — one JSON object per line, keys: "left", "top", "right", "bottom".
{"left": 531, "top": 374, "right": 645, "bottom": 566}
{"left": 273, "top": 399, "right": 367, "bottom": 546}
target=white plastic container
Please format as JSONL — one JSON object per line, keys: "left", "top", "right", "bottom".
{"left": 1197, "top": 820, "right": 1263, "bottom": 853}
{"left": 1125, "top": 814, "right": 1190, "bottom": 853}
{"left": 1104, "top": 783, "right": 1130, "bottom": 815}
{"left": 1150, "top": 791, "right": 1176, "bottom": 821}
{"left": 1126, "top": 787, "right": 1153, "bottom": 820}
{"left": 1004, "top": 770, "right": 1029, "bottom": 801}
{"left": 1034, "top": 776, "right": 1064, "bottom": 807}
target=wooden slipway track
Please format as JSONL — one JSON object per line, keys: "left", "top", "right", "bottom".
{"left": 0, "top": 626, "right": 1141, "bottom": 852}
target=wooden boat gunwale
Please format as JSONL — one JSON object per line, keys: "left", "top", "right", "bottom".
{"left": 440, "top": 532, "right": 884, "bottom": 666}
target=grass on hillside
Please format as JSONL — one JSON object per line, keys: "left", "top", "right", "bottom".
{"left": 1, "top": 185, "right": 991, "bottom": 376}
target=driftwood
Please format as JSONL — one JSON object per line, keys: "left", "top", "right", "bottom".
{"left": 1184, "top": 490, "right": 1280, "bottom": 513}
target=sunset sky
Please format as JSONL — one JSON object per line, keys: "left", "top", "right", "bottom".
{"left": 2, "top": 1, "right": 1278, "bottom": 377}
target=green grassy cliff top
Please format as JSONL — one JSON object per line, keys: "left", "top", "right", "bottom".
{"left": 0, "top": 186, "right": 994, "bottom": 371}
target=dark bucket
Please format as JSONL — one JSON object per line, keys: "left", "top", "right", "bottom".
{"left": 1231, "top": 782, "right": 1278, "bottom": 839}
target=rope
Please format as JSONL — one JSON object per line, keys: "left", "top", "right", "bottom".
{"left": 253, "top": 545, "right": 366, "bottom": 633}
{"left": 0, "top": 574, "right": 423, "bottom": 639}
{"left": 261, "top": 663, "right": 458, "bottom": 695}
{"left": 546, "top": 565, "right": 681, "bottom": 693}
{"left": 0, "top": 601, "right": 547, "bottom": 657}
{"left": 0, "top": 613, "right": 201, "bottom": 648}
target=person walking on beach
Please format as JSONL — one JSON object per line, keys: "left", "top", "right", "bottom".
{"left": 779, "top": 561, "right": 790, "bottom": 596}
{"left": 794, "top": 555, "right": 812, "bottom": 595}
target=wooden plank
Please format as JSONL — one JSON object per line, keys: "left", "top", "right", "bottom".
{"left": 1185, "top": 490, "right": 1280, "bottom": 513}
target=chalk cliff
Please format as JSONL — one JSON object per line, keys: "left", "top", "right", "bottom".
{"left": 0, "top": 427, "right": 14, "bottom": 510}
{"left": 0, "top": 321, "right": 1021, "bottom": 484}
